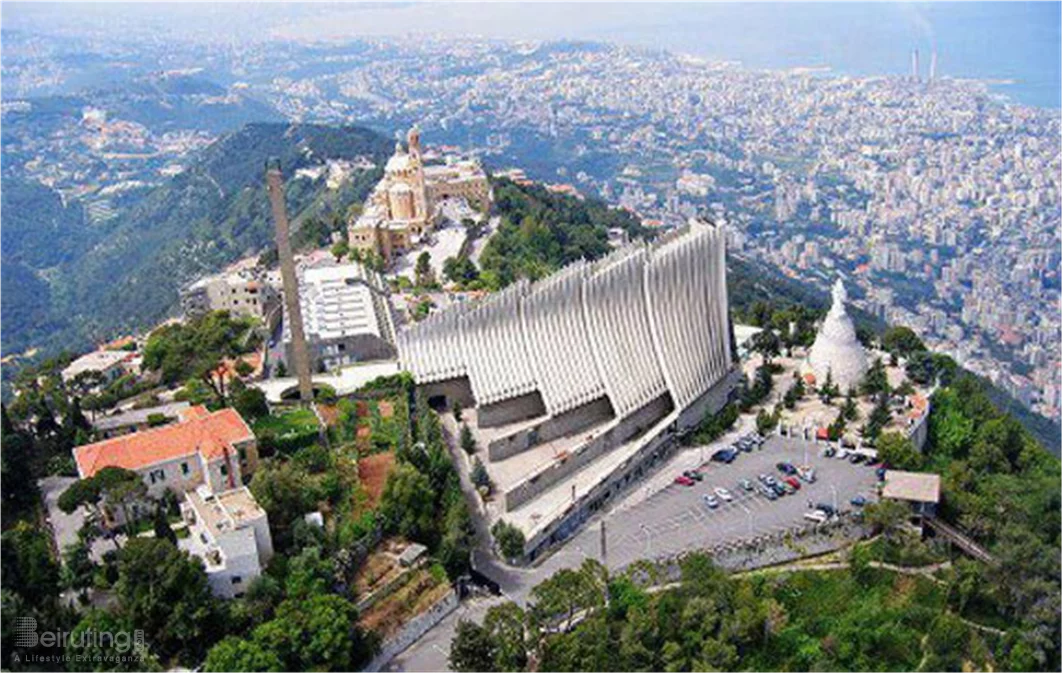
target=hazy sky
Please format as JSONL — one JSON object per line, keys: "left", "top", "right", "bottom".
{"left": 3, "top": 2, "right": 1059, "bottom": 106}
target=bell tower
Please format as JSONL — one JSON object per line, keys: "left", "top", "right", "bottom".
{"left": 407, "top": 125, "right": 421, "bottom": 160}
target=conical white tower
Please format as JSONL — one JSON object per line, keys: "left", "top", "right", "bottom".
{"left": 806, "top": 279, "right": 867, "bottom": 392}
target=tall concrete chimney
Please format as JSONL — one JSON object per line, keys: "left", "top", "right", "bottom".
{"left": 266, "top": 158, "right": 314, "bottom": 405}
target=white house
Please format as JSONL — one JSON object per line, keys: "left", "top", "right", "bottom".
{"left": 180, "top": 486, "right": 274, "bottom": 599}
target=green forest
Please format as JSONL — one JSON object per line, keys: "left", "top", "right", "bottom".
{"left": 476, "top": 177, "right": 651, "bottom": 288}
{"left": 1, "top": 123, "right": 392, "bottom": 361}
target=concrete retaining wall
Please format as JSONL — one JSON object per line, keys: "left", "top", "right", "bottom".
{"left": 488, "top": 396, "right": 615, "bottom": 461}
{"left": 906, "top": 405, "right": 930, "bottom": 451}
{"left": 478, "top": 391, "right": 547, "bottom": 428}
{"left": 676, "top": 368, "right": 744, "bottom": 430}
{"left": 419, "top": 376, "right": 476, "bottom": 409}
{"left": 504, "top": 394, "right": 672, "bottom": 511}
{"left": 362, "top": 589, "right": 459, "bottom": 672}
{"left": 522, "top": 369, "right": 739, "bottom": 562}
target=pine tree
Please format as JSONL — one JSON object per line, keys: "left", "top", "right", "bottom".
{"left": 460, "top": 424, "right": 477, "bottom": 454}
{"left": 153, "top": 505, "right": 178, "bottom": 546}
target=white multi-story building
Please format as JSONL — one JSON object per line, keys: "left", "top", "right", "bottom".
{"left": 73, "top": 405, "right": 259, "bottom": 502}
{"left": 281, "top": 262, "right": 397, "bottom": 372}
{"left": 72, "top": 405, "right": 274, "bottom": 598}
{"left": 180, "top": 264, "right": 280, "bottom": 325}
{"left": 181, "top": 486, "right": 274, "bottom": 599}
{"left": 61, "top": 349, "right": 137, "bottom": 385}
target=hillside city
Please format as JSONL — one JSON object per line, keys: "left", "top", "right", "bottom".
{"left": 0, "top": 6, "right": 1060, "bottom": 673}
{"left": 4, "top": 36, "right": 1059, "bottom": 424}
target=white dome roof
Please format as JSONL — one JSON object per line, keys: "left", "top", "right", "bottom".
{"left": 385, "top": 153, "right": 412, "bottom": 173}
{"left": 807, "top": 280, "right": 867, "bottom": 392}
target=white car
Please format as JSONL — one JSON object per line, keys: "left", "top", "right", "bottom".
{"left": 804, "top": 510, "right": 829, "bottom": 524}
{"left": 836, "top": 449, "right": 851, "bottom": 460}
{"left": 714, "top": 487, "right": 733, "bottom": 502}
{"left": 703, "top": 494, "right": 720, "bottom": 509}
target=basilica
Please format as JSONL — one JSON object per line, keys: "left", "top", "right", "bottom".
{"left": 348, "top": 127, "right": 491, "bottom": 263}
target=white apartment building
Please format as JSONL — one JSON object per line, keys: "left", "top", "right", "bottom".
{"left": 181, "top": 486, "right": 274, "bottom": 599}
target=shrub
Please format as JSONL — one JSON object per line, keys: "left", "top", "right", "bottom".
{"left": 460, "top": 424, "right": 477, "bottom": 455}
{"left": 491, "top": 521, "right": 526, "bottom": 561}
{"left": 471, "top": 458, "right": 492, "bottom": 494}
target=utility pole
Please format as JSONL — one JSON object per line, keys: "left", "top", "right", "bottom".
{"left": 266, "top": 158, "right": 314, "bottom": 405}
{"left": 599, "top": 520, "right": 607, "bottom": 566}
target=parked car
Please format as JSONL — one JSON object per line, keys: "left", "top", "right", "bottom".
{"left": 757, "top": 473, "right": 771, "bottom": 484}
{"left": 675, "top": 475, "right": 695, "bottom": 487}
{"left": 703, "top": 494, "right": 720, "bottom": 509}
{"left": 815, "top": 503, "right": 837, "bottom": 516}
{"left": 714, "top": 487, "right": 733, "bottom": 502}
{"left": 781, "top": 482, "right": 797, "bottom": 495}
{"left": 764, "top": 475, "right": 779, "bottom": 487}
{"left": 850, "top": 495, "right": 867, "bottom": 507}
{"left": 739, "top": 479, "right": 754, "bottom": 492}
{"left": 804, "top": 510, "right": 829, "bottom": 524}
{"left": 837, "top": 449, "right": 851, "bottom": 460}
{"left": 784, "top": 476, "right": 801, "bottom": 490}
{"left": 797, "top": 466, "right": 816, "bottom": 483}
{"left": 776, "top": 462, "right": 798, "bottom": 475}
{"left": 711, "top": 449, "right": 738, "bottom": 463}
{"left": 822, "top": 446, "right": 837, "bottom": 458}
{"left": 849, "top": 453, "right": 866, "bottom": 464}
{"left": 683, "top": 470, "right": 704, "bottom": 482}
{"left": 773, "top": 483, "right": 789, "bottom": 496}
{"left": 760, "top": 485, "right": 779, "bottom": 500}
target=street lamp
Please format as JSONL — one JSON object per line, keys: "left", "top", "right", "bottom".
{"left": 739, "top": 503, "right": 753, "bottom": 537}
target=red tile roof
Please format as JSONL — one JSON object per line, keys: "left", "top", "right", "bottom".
{"left": 74, "top": 406, "right": 254, "bottom": 478}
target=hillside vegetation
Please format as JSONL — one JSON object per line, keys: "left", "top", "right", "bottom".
{"left": 2, "top": 123, "right": 391, "bottom": 359}
{"left": 477, "top": 177, "right": 651, "bottom": 287}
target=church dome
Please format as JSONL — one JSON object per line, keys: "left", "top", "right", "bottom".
{"left": 385, "top": 152, "right": 412, "bottom": 174}
{"left": 806, "top": 280, "right": 867, "bottom": 392}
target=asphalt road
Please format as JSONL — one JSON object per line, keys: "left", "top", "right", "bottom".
{"left": 386, "top": 434, "right": 880, "bottom": 671}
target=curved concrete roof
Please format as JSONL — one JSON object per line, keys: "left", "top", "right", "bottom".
{"left": 396, "top": 220, "right": 734, "bottom": 418}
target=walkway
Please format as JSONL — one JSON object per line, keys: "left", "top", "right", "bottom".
{"left": 924, "top": 517, "right": 996, "bottom": 565}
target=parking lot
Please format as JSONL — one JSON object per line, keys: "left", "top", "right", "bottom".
{"left": 553, "top": 434, "right": 881, "bottom": 571}
{"left": 389, "top": 433, "right": 882, "bottom": 672}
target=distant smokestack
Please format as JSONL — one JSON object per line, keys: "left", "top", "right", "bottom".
{"left": 266, "top": 158, "right": 314, "bottom": 405}
{"left": 929, "top": 51, "right": 937, "bottom": 82}
{"left": 911, "top": 48, "right": 920, "bottom": 82}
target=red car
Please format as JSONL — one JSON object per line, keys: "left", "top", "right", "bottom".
{"left": 784, "top": 476, "right": 801, "bottom": 490}
{"left": 674, "top": 475, "right": 695, "bottom": 487}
